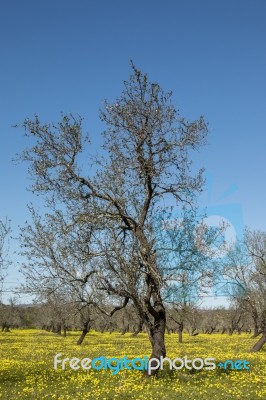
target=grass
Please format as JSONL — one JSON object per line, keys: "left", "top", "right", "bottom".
{"left": 0, "top": 329, "right": 265, "bottom": 399}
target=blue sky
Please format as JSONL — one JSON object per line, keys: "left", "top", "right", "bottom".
{"left": 1, "top": 0, "right": 266, "bottom": 302}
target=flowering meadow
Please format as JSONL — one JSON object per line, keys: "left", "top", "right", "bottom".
{"left": 0, "top": 330, "right": 265, "bottom": 399}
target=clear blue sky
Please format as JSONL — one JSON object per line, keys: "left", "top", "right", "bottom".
{"left": 1, "top": 0, "right": 265, "bottom": 302}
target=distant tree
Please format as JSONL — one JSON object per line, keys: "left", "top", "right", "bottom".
{"left": 245, "top": 229, "right": 266, "bottom": 352}
{"left": 19, "top": 206, "right": 105, "bottom": 344}
{"left": 165, "top": 269, "right": 202, "bottom": 343}
{"left": 223, "top": 228, "right": 266, "bottom": 351}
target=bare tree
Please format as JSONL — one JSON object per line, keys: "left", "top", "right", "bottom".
{"left": 19, "top": 206, "right": 107, "bottom": 344}
{"left": 165, "top": 269, "right": 202, "bottom": 343}
{"left": 19, "top": 62, "right": 208, "bottom": 373}
{"left": 244, "top": 229, "right": 266, "bottom": 352}
{"left": 223, "top": 228, "right": 266, "bottom": 351}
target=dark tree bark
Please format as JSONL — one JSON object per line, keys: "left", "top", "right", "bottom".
{"left": 250, "top": 308, "right": 260, "bottom": 338}
{"left": 144, "top": 290, "right": 166, "bottom": 374}
{"left": 55, "top": 323, "right": 62, "bottom": 335}
{"left": 250, "top": 313, "right": 266, "bottom": 352}
{"left": 146, "top": 311, "right": 166, "bottom": 372}
{"left": 250, "top": 331, "right": 266, "bottom": 352}
{"left": 208, "top": 325, "right": 216, "bottom": 334}
{"left": 251, "top": 329, "right": 262, "bottom": 338}
{"left": 178, "top": 322, "right": 183, "bottom": 343}
{"left": 2, "top": 323, "right": 10, "bottom": 332}
{"left": 77, "top": 320, "right": 90, "bottom": 345}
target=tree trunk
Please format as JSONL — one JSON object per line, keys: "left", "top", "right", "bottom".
{"left": 237, "top": 327, "right": 242, "bottom": 335}
{"left": 251, "top": 328, "right": 262, "bottom": 338}
{"left": 120, "top": 323, "right": 129, "bottom": 335}
{"left": 178, "top": 322, "right": 183, "bottom": 343}
{"left": 250, "top": 331, "right": 266, "bottom": 352}
{"left": 77, "top": 321, "right": 90, "bottom": 345}
{"left": 133, "top": 246, "right": 167, "bottom": 376}
{"left": 131, "top": 319, "right": 143, "bottom": 337}
{"left": 251, "top": 309, "right": 259, "bottom": 337}
{"left": 142, "top": 273, "right": 166, "bottom": 376}
{"left": 190, "top": 328, "right": 198, "bottom": 336}
{"left": 145, "top": 311, "right": 166, "bottom": 376}
{"left": 55, "top": 323, "right": 62, "bottom": 335}
{"left": 191, "top": 328, "right": 198, "bottom": 336}
{"left": 63, "top": 325, "right": 67, "bottom": 337}
{"left": 108, "top": 321, "right": 114, "bottom": 334}
{"left": 100, "top": 322, "right": 107, "bottom": 334}
{"left": 149, "top": 322, "right": 166, "bottom": 367}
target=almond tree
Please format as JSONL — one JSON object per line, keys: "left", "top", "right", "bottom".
{"left": 19, "top": 63, "right": 208, "bottom": 372}
{"left": 245, "top": 229, "right": 266, "bottom": 352}
{"left": 223, "top": 228, "right": 266, "bottom": 351}
{"left": 19, "top": 206, "right": 106, "bottom": 344}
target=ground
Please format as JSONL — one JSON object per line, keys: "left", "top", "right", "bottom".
{"left": 0, "top": 330, "right": 265, "bottom": 399}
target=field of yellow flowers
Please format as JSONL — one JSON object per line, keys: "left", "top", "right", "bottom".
{"left": 0, "top": 329, "right": 265, "bottom": 399}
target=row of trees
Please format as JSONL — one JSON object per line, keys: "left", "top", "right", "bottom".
{"left": 0, "top": 298, "right": 258, "bottom": 340}
{"left": 1, "top": 63, "right": 266, "bottom": 374}
{"left": 2, "top": 216, "right": 266, "bottom": 353}
{"left": 224, "top": 229, "right": 266, "bottom": 352}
